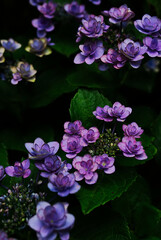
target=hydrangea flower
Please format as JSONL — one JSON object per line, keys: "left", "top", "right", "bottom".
{"left": 32, "top": 16, "right": 55, "bottom": 38}
{"left": 0, "top": 165, "right": 6, "bottom": 181}
{"left": 25, "top": 38, "right": 53, "bottom": 57}
{"left": 61, "top": 135, "right": 83, "bottom": 159}
{"left": 48, "top": 171, "right": 81, "bottom": 197}
{"left": 143, "top": 37, "right": 161, "bottom": 57}
{"left": 29, "top": 0, "right": 45, "bottom": 7}
{"left": 108, "top": 102, "right": 132, "bottom": 122}
{"left": 35, "top": 155, "right": 62, "bottom": 178}
{"left": 0, "top": 230, "right": 16, "bottom": 240}
{"left": 1, "top": 38, "right": 21, "bottom": 52}
{"left": 37, "top": 2, "right": 57, "bottom": 19}
{"left": 25, "top": 137, "right": 59, "bottom": 160}
{"left": 76, "top": 14, "right": 109, "bottom": 41}
{"left": 11, "top": 61, "right": 37, "bottom": 84}
{"left": 72, "top": 154, "right": 98, "bottom": 184}
{"left": 93, "top": 105, "right": 113, "bottom": 122}
{"left": 64, "top": 1, "right": 86, "bottom": 19}
{"left": 101, "top": 48, "right": 127, "bottom": 69}
{"left": 74, "top": 40, "right": 104, "bottom": 65}
{"left": 103, "top": 4, "right": 135, "bottom": 24}
{"left": 89, "top": 0, "right": 101, "bottom": 5}
{"left": 0, "top": 47, "right": 5, "bottom": 63}
{"left": 64, "top": 120, "right": 84, "bottom": 135}
{"left": 118, "top": 39, "right": 147, "bottom": 68}
{"left": 80, "top": 127, "right": 100, "bottom": 146}
{"left": 118, "top": 136, "right": 147, "bottom": 160}
{"left": 134, "top": 14, "right": 161, "bottom": 36}
{"left": 5, "top": 159, "right": 31, "bottom": 178}
{"left": 94, "top": 154, "right": 115, "bottom": 174}
{"left": 28, "top": 201, "right": 75, "bottom": 240}
{"left": 122, "top": 122, "right": 144, "bottom": 138}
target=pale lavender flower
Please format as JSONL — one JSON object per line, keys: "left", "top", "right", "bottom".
{"left": 143, "top": 37, "right": 161, "bottom": 57}
{"left": 61, "top": 135, "right": 83, "bottom": 159}
{"left": 64, "top": 120, "right": 84, "bottom": 135}
{"left": 108, "top": 102, "right": 132, "bottom": 122}
{"left": 28, "top": 201, "right": 75, "bottom": 240}
{"left": 80, "top": 127, "right": 100, "bottom": 146}
{"left": 32, "top": 16, "right": 55, "bottom": 38}
{"left": 25, "top": 137, "right": 59, "bottom": 160}
{"left": 101, "top": 48, "right": 127, "bottom": 69}
{"left": 94, "top": 154, "right": 115, "bottom": 174}
{"left": 122, "top": 122, "right": 144, "bottom": 138}
{"left": 48, "top": 171, "right": 81, "bottom": 197}
{"left": 118, "top": 39, "right": 147, "bottom": 68}
{"left": 118, "top": 136, "right": 147, "bottom": 160}
{"left": 29, "top": 0, "right": 45, "bottom": 7}
{"left": 76, "top": 14, "right": 109, "bottom": 42}
{"left": 103, "top": 4, "right": 135, "bottom": 24}
{"left": 93, "top": 105, "right": 113, "bottom": 122}
{"left": 1, "top": 38, "right": 21, "bottom": 52}
{"left": 64, "top": 1, "right": 86, "bottom": 19}
{"left": 10, "top": 61, "right": 37, "bottom": 84}
{"left": 38, "top": 2, "right": 57, "bottom": 19}
{"left": 35, "top": 155, "right": 62, "bottom": 178}
{"left": 25, "top": 38, "right": 53, "bottom": 57}
{"left": 5, "top": 159, "right": 31, "bottom": 178}
{"left": 74, "top": 40, "right": 104, "bottom": 65}
{"left": 134, "top": 14, "right": 161, "bottom": 36}
{"left": 89, "top": 0, "right": 101, "bottom": 5}
{"left": 72, "top": 154, "right": 98, "bottom": 184}
{"left": 0, "top": 165, "right": 6, "bottom": 181}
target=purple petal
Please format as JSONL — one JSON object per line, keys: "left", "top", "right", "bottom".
{"left": 28, "top": 215, "right": 43, "bottom": 232}
{"left": 22, "top": 159, "right": 30, "bottom": 170}
{"left": 74, "top": 53, "right": 85, "bottom": 64}
{"left": 5, "top": 166, "right": 14, "bottom": 177}
{"left": 36, "top": 201, "right": 50, "bottom": 213}
{"left": 56, "top": 213, "right": 75, "bottom": 231}
{"left": 85, "top": 172, "right": 98, "bottom": 184}
{"left": 104, "top": 166, "right": 115, "bottom": 174}
{"left": 23, "top": 169, "right": 31, "bottom": 178}
{"left": 40, "top": 225, "right": 53, "bottom": 238}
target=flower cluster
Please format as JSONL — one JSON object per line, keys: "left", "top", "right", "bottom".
{"left": 74, "top": 4, "right": 161, "bottom": 69}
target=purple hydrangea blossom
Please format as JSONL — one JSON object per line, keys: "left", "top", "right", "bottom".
{"left": 25, "top": 137, "right": 59, "bottom": 160}
{"left": 101, "top": 48, "right": 127, "bottom": 69}
{"left": 108, "top": 102, "right": 132, "bottom": 122}
{"left": 25, "top": 38, "right": 53, "bottom": 57}
{"left": 64, "top": 120, "right": 84, "bottom": 135}
{"left": 11, "top": 61, "right": 37, "bottom": 84}
{"left": 88, "top": 0, "right": 101, "bottom": 5}
{"left": 64, "top": 1, "right": 86, "bottom": 19}
{"left": 103, "top": 4, "right": 135, "bottom": 24}
{"left": 93, "top": 105, "right": 113, "bottom": 122}
{"left": 32, "top": 16, "right": 55, "bottom": 38}
{"left": 35, "top": 155, "right": 62, "bottom": 178}
{"left": 118, "top": 136, "right": 147, "bottom": 160}
{"left": 76, "top": 14, "right": 110, "bottom": 42}
{"left": 93, "top": 154, "right": 115, "bottom": 174}
{"left": 74, "top": 40, "right": 104, "bottom": 65}
{"left": 118, "top": 39, "right": 147, "bottom": 68}
{"left": 37, "top": 2, "right": 57, "bottom": 19}
{"left": 1, "top": 38, "right": 21, "bottom": 52}
{"left": 80, "top": 127, "right": 100, "bottom": 146}
{"left": 29, "top": 0, "right": 45, "bottom": 7}
{"left": 28, "top": 201, "right": 75, "bottom": 240}
{"left": 122, "top": 122, "right": 144, "bottom": 138}
{"left": 72, "top": 154, "right": 98, "bottom": 184}
{"left": 61, "top": 135, "right": 83, "bottom": 159}
{"left": 134, "top": 14, "right": 161, "bottom": 36}
{"left": 48, "top": 171, "right": 81, "bottom": 197}
{"left": 143, "top": 37, "right": 161, "bottom": 57}
{"left": 0, "top": 165, "right": 6, "bottom": 181}
{"left": 5, "top": 159, "right": 31, "bottom": 178}
{"left": 0, "top": 230, "right": 16, "bottom": 240}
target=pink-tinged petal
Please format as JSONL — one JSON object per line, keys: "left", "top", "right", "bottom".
{"left": 85, "top": 172, "right": 98, "bottom": 184}
{"left": 74, "top": 171, "right": 84, "bottom": 181}
{"left": 5, "top": 166, "right": 14, "bottom": 177}
{"left": 22, "top": 159, "right": 30, "bottom": 170}
{"left": 23, "top": 169, "right": 31, "bottom": 178}
{"left": 104, "top": 166, "right": 115, "bottom": 174}
{"left": 36, "top": 201, "right": 50, "bottom": 213}
{"left": 74, "top": 53, "right": 85, "bottom": 64}
{"left": 28, "top": 215, "right": 43, "bottom": 232}
{"left": 118, "top": 142, "right": 126, "bottom": 152}
{"left": 40, "top": 225, "right": 53, "bottom": 238}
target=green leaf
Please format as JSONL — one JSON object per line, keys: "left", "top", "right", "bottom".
{"left": 0, "top": 143, "right": 8, "bottom": 167}
{"left": 147, "top": 0, "right": 161, "bottom": 17}
{"left": 76, "top": 167, "right": 137, "bottom": 214}
{"left": 69, "top": 89, "right": 112, "bottom": 128}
